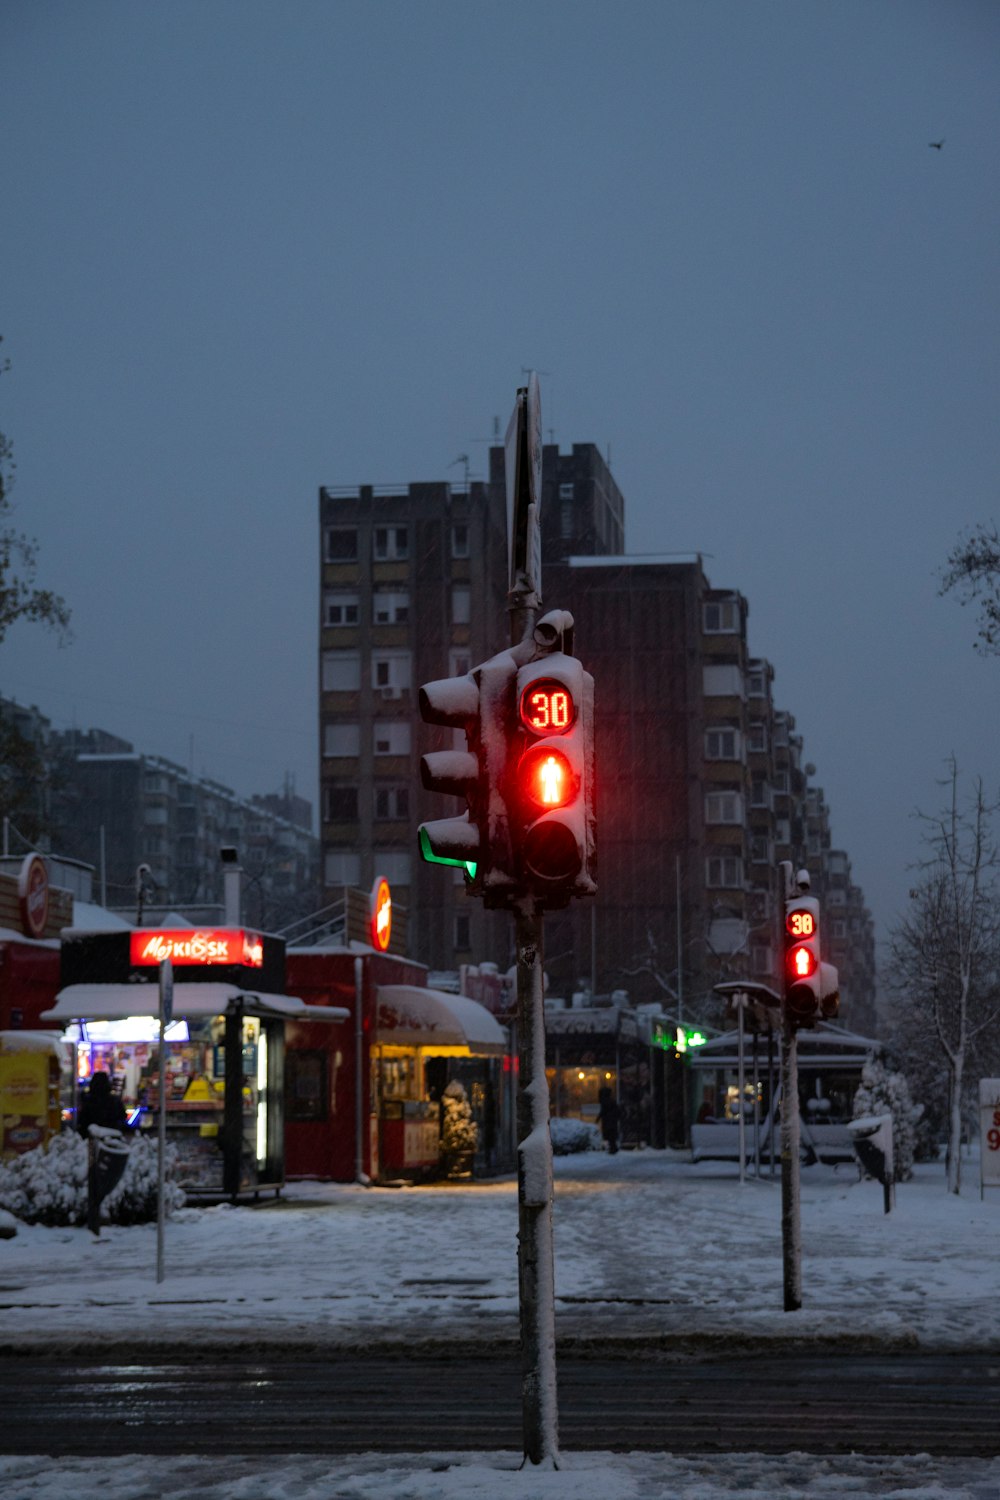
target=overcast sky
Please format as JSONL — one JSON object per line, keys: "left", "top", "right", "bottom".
{"left": 2, "top": 1, "right": 998, "bottom": 951}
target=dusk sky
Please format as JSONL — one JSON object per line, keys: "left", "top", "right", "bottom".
{"left": 2, "top": 1, "right": 998, "bottom": 952}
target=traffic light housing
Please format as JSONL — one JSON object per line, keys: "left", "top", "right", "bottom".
{"left": 784, "top": 894, "right": 841, "bottom": 1029}
{"left": 512, "top": 653, "right": 596, "bottom": 907}
{"left": 417, "top": 652, "right": 519, "bottom": 903}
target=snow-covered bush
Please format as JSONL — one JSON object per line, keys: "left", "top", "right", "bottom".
{"left": 852, "top": 1057, "right": 918, "bottom": 1182}
{"left": 0, "top": 1130, "right": 185, "bottom": 1227}
{"left": 550, "top": 1116, "right": 602, "bottom": 1155}
{"left": 441, "top": 1080, "right": 478, "bottom": 1154}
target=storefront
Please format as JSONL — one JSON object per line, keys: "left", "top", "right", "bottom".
{"left": 687, "top": 1021, "right": 883, "bottom": 1166}
{"left": 44, "top": 927, "right": 347, "bottom": 1197}
{"left": 0, "top": 853, "right": 72, "bottom": 1031}
{"left": 545, "top": 1005, "right": 657, "bottom": 1148}
{"left": 284, "top": 948, "right": 512, "bottom": 1183}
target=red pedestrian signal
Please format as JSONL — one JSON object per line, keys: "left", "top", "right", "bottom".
{"left": 784, "top": 898, "right": 823, "bottom": 1028}
{"left": 788, "top": 944, "right": 817, "bottom": 980}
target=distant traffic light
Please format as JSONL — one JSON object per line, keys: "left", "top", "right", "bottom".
{"left": 784, "top": 896, "right": 822, "bottom": 1028}
{"left": 513, "top": 655, "right": 595, "bottom": 905}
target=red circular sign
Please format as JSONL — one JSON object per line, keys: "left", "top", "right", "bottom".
{"left": 17, "top": 854, "right": 49, "bottom": 939}
{"left": 370, "top": 877, "right": 392, "bottom": 952}
{"left": 519, "top": 680, "right": 576, "bottom": 736}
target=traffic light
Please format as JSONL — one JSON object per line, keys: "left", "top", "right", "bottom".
{"left": 512, "top": 653, "right": 595, "bottom": 906}
{"left": 784, "top": 895, "right": 822, "bottom": 1028}
{"left": 417, "top": 653, "right": 519, "bottom": 900}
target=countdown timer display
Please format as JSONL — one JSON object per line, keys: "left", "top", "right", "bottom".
{"left": 785, "top": 909, "right": 816, "bottom": 939}
{"left": 519, "top": 680, "right": 576, "bottom": 735}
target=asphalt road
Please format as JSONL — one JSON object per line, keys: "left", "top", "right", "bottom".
{"left": 1, "top": 1350, "right": 998, "bottom": 1457}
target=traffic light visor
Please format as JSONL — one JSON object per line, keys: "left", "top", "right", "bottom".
{"left": 519, "top": 680, "right": 576, "bottom": 736}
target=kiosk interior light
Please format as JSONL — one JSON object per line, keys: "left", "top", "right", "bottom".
{"left": 64, "top": 1018, "right": 190, "bottom": 1045}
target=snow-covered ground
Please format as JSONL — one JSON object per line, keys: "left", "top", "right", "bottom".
{"left": 2, "top": 1148, "right": 999, "bottom": 1498}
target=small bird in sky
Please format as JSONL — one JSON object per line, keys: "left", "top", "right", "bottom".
{"left": 929, "top": 139, "right": 945, "bottom": 149}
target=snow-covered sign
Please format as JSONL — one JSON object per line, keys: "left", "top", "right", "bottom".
{"left": 979, "top": 1078, "right": 1000, "bottom": 1196}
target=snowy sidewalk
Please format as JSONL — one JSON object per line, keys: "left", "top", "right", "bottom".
{"left": 1, "top": 1150, "right": 997, "bottom": 1356}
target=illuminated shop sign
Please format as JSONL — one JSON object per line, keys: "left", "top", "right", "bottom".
{"left": 129, "top": 929, "right": 264, "bottom": 969}
{"left": 370, "top": 878, "right": 392, "bottom": 952}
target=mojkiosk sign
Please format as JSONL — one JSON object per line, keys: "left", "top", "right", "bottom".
{"left": 129, "top": 929, "right": 264, "bottom": 969}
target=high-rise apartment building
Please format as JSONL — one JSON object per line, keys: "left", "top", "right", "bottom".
{"left": 318, "top": 445, "right": 876, "bottom": 1029}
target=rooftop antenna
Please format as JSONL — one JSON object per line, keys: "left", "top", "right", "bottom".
{"left": 447, "top": 453, "right": 471, "bottom": 492}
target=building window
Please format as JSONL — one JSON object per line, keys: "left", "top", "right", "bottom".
{"left": 449, "top": 648, "right": 471, "bottom": 677}
{"left": 325, "top": 850, "right": 360, "bottom": 886}
{"left": 323, "top": 785, "right": 358, "bottom": 822}
{"left": 751, "top": 944, "right": 774, "bottom": 977}
{"left": 703, "top": 598, "right": 739, "bottom": 634}
{"left": 372, "top": 651, "right": 411, "bottom": 695}
{"left": 747, "top": 670, "right": 767, "bottom": 697}
{"left": 772, "top": 770, "right": 789, "bottom": 794}
{"left": 378, "top": 851, "right": 412, "bottom": 886}
{"left": 374, "top": 785, "right": 409, "bottom": 821}
{"left": 322, "top": 651, "right": 360, "bottom": 692}
{"left": 454, "top": 912, "right": 471, "bottom": 951}
{"left": 705, "top": 728, "right": 742, "bottom": 761}
{"left": 373, "top": 590, "right": 409, "bottom": 624}
{"left": 451, "top": 586, "right": 471, "bottom": 625}
{"left": 324, "top": 592, "right": 360, "bottom": 626}
{"left": 451, "top": 523, "right": 469, "bottom": 558}
{"left": 705, "top": 792, "right": 744, "bottom": 825}
{"left": 560, "top": 501, "right": 574, "bottom": 540}
{"left": 325, "top": 528, "right": 357, "bottom": 562}
{"left": 284, "top": 1050, "right": 328, "bottom": 1122}
{"left": 323, "top": 723, "right": 360, "bottom": 757}
{"left": 833, "top": 918, "right": 847, "bottom": 939}
{"left": 750, "top": 777, "right": 770, "bottom": 809}
{"left": 373, "top": 721, "right": 411, "bottom": 756}
{"left": 775, "top": 818, "right": 791, "bottom": 845}
{"left": 747, "top": 722, "right": 768, "bottom": 753}
{"left": 750, "top": 834, "right": 773, "bottom": 864}
{"left": 374, "top": 525, "right": 408, "bottom": 561}
{"left": 706, "top": 854, "right": 744, "bottom": 889}
{"left": 703, "top": 664, "right": 744, "bottom": 698}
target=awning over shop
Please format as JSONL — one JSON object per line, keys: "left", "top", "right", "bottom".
{"left": 686, "top": 1021, "right": 882, "bottom": 1070}
{"left": 376, "top": 985, "right": 506, "bottom": 1056}
{"left": 43, "top": 984, "right": 349, "bottom": 1024}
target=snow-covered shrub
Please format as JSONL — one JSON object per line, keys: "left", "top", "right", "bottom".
{"left": 852, "top": 1057, "right": 917, "bottom": 1182}
{"left": 441, "top": 1080, "right": 478, "bottom": 1154}
{"left": 550, "top": 1116, "right": 602, "bottom": 1155}
{"left": 0, "top": 1130, "right": 88, "bottom": 1225}
{"left": 105, "top": 1133, "right": 186, "bottom": 1224}
{"left": 0, "top": 1130, "right": 185, "bottom": 1227}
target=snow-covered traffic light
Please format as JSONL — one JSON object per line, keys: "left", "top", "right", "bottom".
{"left": 417, "top": 653, "right": 520, "bottom": 902}
{"left": 512, "top": 653, "right": 596, "bottom": 906}
{"left": 784, "top": 896, "right": 823, "bottom": 1028}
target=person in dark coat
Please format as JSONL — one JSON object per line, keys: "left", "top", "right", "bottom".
{"left": 77, "top": 1071, "right": 129, "bottom": 1137}
{"left": 597, "top": 1086, "right": 620, "bottom": 1154}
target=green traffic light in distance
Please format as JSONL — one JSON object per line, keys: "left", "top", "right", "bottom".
{"left": 418, "top": 826, "right": 477, "bottom": 880}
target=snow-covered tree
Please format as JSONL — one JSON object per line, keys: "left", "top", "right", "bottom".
{"left": 852, "top": 1057, "right": 918, "bottom": 1182}
{"left": 441, "top": 1080, "right": 478, "bottom": 1154}
{"left": 888, "top": 762, "right": 1000, "bottom": 1193}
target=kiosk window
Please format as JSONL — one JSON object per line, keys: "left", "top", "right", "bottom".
{"left": 285, "top": 1051, "right": 328, "bottom": 1121}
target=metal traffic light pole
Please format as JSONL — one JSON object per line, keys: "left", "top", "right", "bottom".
{"left": 779, "top": 860, "right": 803, "bottom": 1312}
{"left": 507, "top": 374, "right": 560, "bottom": 1469}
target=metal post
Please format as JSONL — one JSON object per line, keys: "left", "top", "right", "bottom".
{"left": 780, "top": 1013, "right": 802, "bottom": 1311}
{"left": 515, "top": 900, "right": 559, "bottom": 1468}
{"left": 354, "top": 957, "right": 365, "bottom": 1183}
{"left": 156, "top": 1010, "right": 167, "bottom": 1283}
{"left": 737, "top": 998, "right": 746, "bottom": 1185}
{"left": 675, "top": 853, "right": 683, "bottom": 1030}
{"left": 752, "top": 1031, "right": 761, "bottom": 1178}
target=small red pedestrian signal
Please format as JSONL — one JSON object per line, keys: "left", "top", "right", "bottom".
{"left": 519, "top": 680, "right": 576, "bottom": 735}
{"left": 522, "top": 747, "right": 575, "bottom": 809}
{"left": 788, "top": 944, "right": 817, "bottom": 980}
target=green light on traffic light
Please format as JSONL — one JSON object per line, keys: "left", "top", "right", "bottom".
{"left": 418, "top": 827, "right": 477, "bottom": 880}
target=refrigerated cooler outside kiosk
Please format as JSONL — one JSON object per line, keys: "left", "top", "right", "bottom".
{"left": 46, "top": 928, "right": 347, "bottom": 1199}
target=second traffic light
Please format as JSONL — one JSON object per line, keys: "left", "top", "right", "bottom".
{"left": 784, "top": 895, "right": 839, "bottom": 1028}
{"left": 417, "top": 654, "right": 519, "bottom": 903}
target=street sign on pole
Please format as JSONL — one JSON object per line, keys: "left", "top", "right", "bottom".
{"left": 156, "top": 958, "right": 172, "bottom": 1284}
